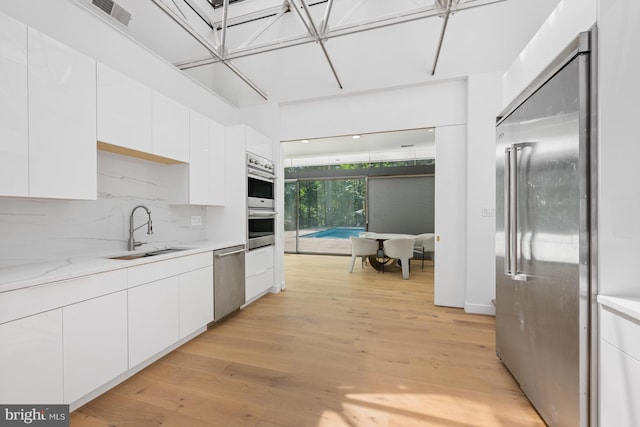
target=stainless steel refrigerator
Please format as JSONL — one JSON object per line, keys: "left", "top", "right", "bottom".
{"left": 495, "top": 30, "right": 596, "bottom": 427}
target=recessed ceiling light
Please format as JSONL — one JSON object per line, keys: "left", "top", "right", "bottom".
{"left": 428, "top": 128, "right": 434, "bottom": 132}
{"left": 301, "top": 139, "right": 309, "bottom": 143}
{"left": 401, "top": 144, "right": 414, "bottom": 148}
{"left": 352, "top": 135, "right": 361, "bottom": 139}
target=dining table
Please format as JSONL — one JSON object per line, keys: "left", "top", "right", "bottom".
{"left": 359, "top": 232, "right": 416, "bottom": 272}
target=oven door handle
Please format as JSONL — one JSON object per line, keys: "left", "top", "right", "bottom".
{"left": 248, "top": 210, "right": 277, "bottom": 217}
{"left": 248, "top": 168, "right": 275, "bottom": 181}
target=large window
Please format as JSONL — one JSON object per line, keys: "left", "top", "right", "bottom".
{"left": 285, "top": 178, "right": 365, "bottom": 254}
{"left": 284, "top": 161, "right": 435, "bottom": 255}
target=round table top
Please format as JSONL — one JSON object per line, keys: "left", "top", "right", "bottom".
{"left": 359, "top": 232, "right": 416, "bottom": 240}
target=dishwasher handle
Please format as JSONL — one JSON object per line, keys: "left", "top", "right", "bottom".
{"left": 215, "top": 248, "right": 246, "bottom": 257}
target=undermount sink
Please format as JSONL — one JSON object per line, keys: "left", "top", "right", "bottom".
{"left": 108, "top": 247, "right": 192, "bottom": 261}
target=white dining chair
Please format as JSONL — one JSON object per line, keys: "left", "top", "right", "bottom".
{"left": 383, "top": 238, "right": 415, "bottom": 279}
{"left": 349, "top": 236, "right": 378, "bottom": 273}
{"left": 413, "top": 233, "right": 435, "bottom": 269}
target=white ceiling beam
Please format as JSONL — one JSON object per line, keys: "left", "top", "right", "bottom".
{"left": 220, "top": 0, "right": 229, "bottom": 54}
{"left": 150, "top": 0, "right": 268, "bottom": 100}
{"left": 319, "top": 0, "right": 334, "bottom": 34}
{"left": 175, "top": 0, "right": 507, "bottom": 68}
{"left": 183, "top": 0, "right": 217, "bottom": 27}
{"left": 291, "top": 0, "right": 343, "bottom": 89}
{"left": 237, "top": 2, "right": 290, "bottom": 49}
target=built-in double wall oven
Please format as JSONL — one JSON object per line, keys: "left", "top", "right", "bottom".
{"left": 247, "top": 152, "right": 276, "bottom": 250}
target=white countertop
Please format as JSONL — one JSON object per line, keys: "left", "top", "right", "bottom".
{"left": 0, "top": 240, "right": 245, "bottom": 294}
{"left": 598, "top": 295, "right": 640, "bottom": 322}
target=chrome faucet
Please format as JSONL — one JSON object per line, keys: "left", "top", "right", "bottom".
{"left": 128, "top": 205, "right": 153, "bottom": 251}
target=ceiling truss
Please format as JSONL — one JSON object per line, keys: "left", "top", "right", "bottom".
{"left": 150, "top": 0, "right": 510, "bottom": 101}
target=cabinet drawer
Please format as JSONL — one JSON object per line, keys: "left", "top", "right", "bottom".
{"left": 0, "top": 269, "right": 127, "bottom": 325}
{"left": 128, "top": 252, "right": 213, "bottom": 288}
{"left": 600, "top": 339, "right": 640, "bottom": 426}
{"left": 600, "top": 306, "right": 640, "bottom": 362}
{"left": 246, "top": 246, "right": 274, "bottom": 277}
{"left": 246, "top": 268, "right": 273, "bottom": 303}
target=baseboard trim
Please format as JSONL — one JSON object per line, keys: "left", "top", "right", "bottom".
{"left": 465, "top": 302, "right": 496, "bottom": 316}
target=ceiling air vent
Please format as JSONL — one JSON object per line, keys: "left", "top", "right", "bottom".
{"left": 91, "top": 0, "right": 131, "bottom": 27}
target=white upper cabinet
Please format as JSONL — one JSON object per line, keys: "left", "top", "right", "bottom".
{"left": 169, "top": 110, "right": 226, "bottom": 205}
{"left": 0, "top": 12, "right": 28, "bottom": 197}
{"left": 0, "top": 17, "right": 96, "bottom": 200}
{"left": 152, "top": 92, "right": 189, "bottom": 163}
{"left": 97, "top": 63, "right": 152, "bottom": 154}
{"left": 28, "top": 27, "right": 96, "bottom": 200}
{"left": 245, "top": 126, "right": 273, "bottom": 161}
{"left": 97, "top": 64, "right": 189, "bottom": 163}
{"left": 208, "top": 119, "right": 227, "bottom": 205}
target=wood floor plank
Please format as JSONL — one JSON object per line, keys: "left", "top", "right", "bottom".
{"left": 72, "top": 255, "right": 543, "bottom": 427}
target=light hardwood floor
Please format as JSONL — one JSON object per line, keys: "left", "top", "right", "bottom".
{"left": 71, "top": 254, "right": 543, "bottom": 427}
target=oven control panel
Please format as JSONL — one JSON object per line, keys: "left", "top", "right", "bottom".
{"left": 247, "top": 153, "right": 275, "bottom": 176}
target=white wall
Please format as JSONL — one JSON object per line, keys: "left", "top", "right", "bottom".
{"left": 597, "top": 0, "right": 640, "bottom": 297}
{"left": 502, "top": 0, "right": 597, "bottom": 109}
{"left": 0, "top": 0, "right": 238, "bottom": 125}
{"left": 280, "top": 80, "right": 478, "bottom": 309}
{"left": 434, "top": 125, "right": 467, "bottom": 308}
{"left": 280, "top": 80, "right": 467, "bottom": 141}
{"left": 0, "top": 152, "right": 206, "bottom": 267}
{"left": 465, "top": 72, "right": 502, "bottom": 315}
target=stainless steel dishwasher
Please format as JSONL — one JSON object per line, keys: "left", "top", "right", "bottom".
{"left": 213, "top": 245, "right": 246, "bottom": 322}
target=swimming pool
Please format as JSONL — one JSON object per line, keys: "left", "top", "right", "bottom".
{"left": 303, "top": 227, "right": 365, "bottom": 239}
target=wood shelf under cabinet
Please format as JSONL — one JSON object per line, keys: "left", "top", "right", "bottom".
{"left": 97, "top": 141, "right": 186, "bottom": 165}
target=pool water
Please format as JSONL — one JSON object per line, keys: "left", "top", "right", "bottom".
{"left": 304, "top": 227, "right": 365, "bottom": 239}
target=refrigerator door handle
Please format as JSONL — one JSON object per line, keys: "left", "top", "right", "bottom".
{"left": 504, "top": 147, "right": 513, "bottom": 276}
{"left": 507, "top": 143, "right": 532, "bottom": 281}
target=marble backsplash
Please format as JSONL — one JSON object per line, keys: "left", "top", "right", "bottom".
{"left": 0, "top": 151, "right": 207, "bottom": 268}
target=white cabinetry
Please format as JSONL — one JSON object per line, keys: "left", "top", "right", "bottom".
{"left": 599, "top": 301, "right": 640, "bottom": 426}
{"left": 179, "top": 266, "right": 214, "bottom": 337}
{"left": 598, "top": 0, "right": 640, "bottom": 295}
{"left": 28, "top": 28, "right": 96, "bottom": 200}
{"left": 63, "top": 291, "right": 128, "bottom": 403}
{"left": 245, "top": 246, "right": 274, "bottom": 304}
{"left": 128, "top": 276, "right": 180, "bottom": 368}
{"left": 0, "top": 11, "right": 28, "bottom": 197}
{"left": 127, "top": 252, "right": 213, "bottom": 367}
{"left": 0, "top": 309, "right": 63, "bottom": 404}
{"left": 97, "top": 64, "right": 189, "bottom": 163}
{"left": 245, "top": 126, "right": 273, "bottom": 160}
{"left": 152, "top": 92, "right": 189, "bottom": 162}
{"left": 169, "top": 111, "right": 226, "bottom": 205}
{"left": 97, "top": 63, "right": 152, "bottom": 154}
{"left": 0, "top": 17, "right": 96, "bottom": 200}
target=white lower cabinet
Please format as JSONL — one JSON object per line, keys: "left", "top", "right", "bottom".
{"left": 0, "top": 252, "right": 214, "bottom": 407}
{"left": 128, "top": 276, "right": 180, "bottom": 368}
{"left": 0, "top": 309, "right": 63, "bottom": 404}
{"left": 599, "top": 304, "right": 640, "bottom": 426}
{"left": 63, "top": 291, "right": 128, "bottom": 404}
{"left": 179, "top": 266, "right": 214, "bottom": 338}
{"left": 245, "top": 246, "right": 274, "bottom": 304}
